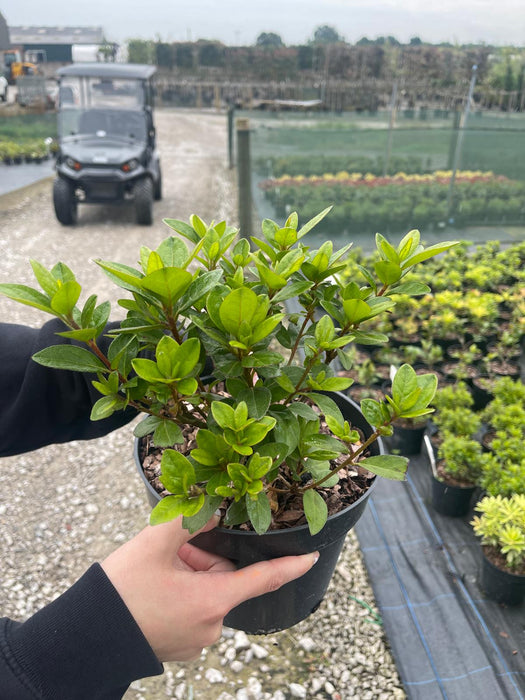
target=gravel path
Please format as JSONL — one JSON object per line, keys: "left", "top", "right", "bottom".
{"left": 0, "top": 108, "right": 405, "bottom": 700}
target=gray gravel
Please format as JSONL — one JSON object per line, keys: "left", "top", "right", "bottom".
{"left": 0, "top": 108, "right": 405, "bottom": 699}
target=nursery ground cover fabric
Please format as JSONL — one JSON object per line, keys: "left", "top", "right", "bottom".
{"left": 355, "top": 439, "right": 525, "bottom": 700}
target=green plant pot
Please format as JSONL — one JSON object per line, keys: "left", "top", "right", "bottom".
{"left": 135, "top": 392, "right": 383, "bottom": 634}
{"left": 480, "top": 548, "right": 525, "bottom": 606}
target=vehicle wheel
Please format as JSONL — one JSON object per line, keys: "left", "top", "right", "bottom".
{"left": 154, "top": 168, "right": 162, "bottom": 201}
{"left": 53, "top": 177, "right": 77, "bottom": 226}
{"left": 134, "top": 177, "right": 153, "bottom": 225}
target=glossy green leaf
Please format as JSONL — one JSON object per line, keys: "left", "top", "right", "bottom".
{"left": 360, "top": 455, "right": 408, "bottom": 481}
{"left": 246, "top": 491, "right": 272, "bottom": 534}
{"left": 303, "top": 489, "right": 328, "bottom": 535}
{"left": 33, "top": 345, "right": 107, "bottom": 373}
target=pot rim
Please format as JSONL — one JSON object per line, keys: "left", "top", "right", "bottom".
{"left": 134, "top": 391, "right": 382, "bottom": 537}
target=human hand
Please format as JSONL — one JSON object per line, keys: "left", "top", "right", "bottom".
{"left": 101, "top": 515, "right": 318, "bottom": 662}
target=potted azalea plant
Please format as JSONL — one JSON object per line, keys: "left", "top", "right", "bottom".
{"left": 471, "top": 494, "right": 525, "bottom": 606}
{"left": 0, "top": 207, "right": 456, "bottom": 633}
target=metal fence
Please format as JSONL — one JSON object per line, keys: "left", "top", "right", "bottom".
{"left": 245, "top": 108, "right": 525, "bottom": 251}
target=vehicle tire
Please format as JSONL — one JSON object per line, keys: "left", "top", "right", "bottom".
{"left": 53, "top": 177, "right": 77, "bottom": 226}
{"left": 154, "top": 167, "right": 162, "bottom": 201}
{"left": 134, "top": 177, "right": 153, "bottom": 225}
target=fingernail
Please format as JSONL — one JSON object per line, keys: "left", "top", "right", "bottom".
{"left": 214, "top": 509, "right": 222, "bottom": 517}
{"left": 312, "top": 551, "right": 320, "bottom": 565}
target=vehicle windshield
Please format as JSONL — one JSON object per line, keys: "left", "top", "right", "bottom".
{"left": 57, "top": 75, "right": 148, "bottom": 141}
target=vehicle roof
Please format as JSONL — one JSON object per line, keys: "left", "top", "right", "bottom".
{"left": 56, "top": 63, "right": 156, "bottom": 80}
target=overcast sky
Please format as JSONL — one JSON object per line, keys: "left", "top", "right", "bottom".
{"left": 2, "top": 0, "right": 524, "bottom": 47}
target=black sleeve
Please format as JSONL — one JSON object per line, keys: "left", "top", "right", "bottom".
{"left": 0, "top": 319, "right": 137, "bottom": 457}
{"left": 0, "top": 564, "right": 163, "bottom": 700}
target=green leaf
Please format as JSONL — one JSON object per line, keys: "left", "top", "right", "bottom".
{"left": 211, "top": 399, "right": 235, "bottom": 429}
{"left": 163, "top": 218, "right": 201, "bottom": 243}
{"left": 375, "top": 233, "right": 400, "bottom": 263}
{"left": 150, "top": 494, "right": 204, "bottom": 525}
{"left": 30, "top": 260, "right": 58, "bottom": 296}
{"left": 224, "top": 499, "right": 249, "bottom": 526}
{"left": 307, "top": 393, "right": 344, "bottom": 426}
{"left": 360, "top": 455, "right": 408, "bottom": 481}
{"left": 392, "top": 364, "right": 418, "bottom": 410}
{"left": 219, "top": 287, "right": 258, "bottom": 336}
{"left": 178, "top": 269, "right": 224, "bottom": 311}
{"left": 249, "top": 314, "right": 285, "bottom": 345}
{"left": 156, "top": 236, "right": 189, "bottom": 267}
{"left": 0, "top": 283, "right": 53, "bottom": 313}
{"left": 297, "top": 206, "right": 332, "bottom": 240}
{"left": 374, "top": 260, "right": 402, "bottom": 286}
{"left": 33, "top": 345, "right": 107, "bottom": 373}
{"left": 90, "top": 395, "right": 122, "bottom": 421}
{"left": 389, "top": 281, "right": 430, "bottom": 296}
{"left": 153, "top": 420, "right": 184, "bottom": 447}
{"left": 246, "top": 491, "right": 272, "bottom": 534}
{"left": 303, "top": 489, "right": 328, "bottom": 535}
{"left": 182, "top": 495, "right": 223, "bottom": 534}
{"left": 56, "top": 327, "right": 99, "bottom": 342}
{"left": 133, "top": 415, "right": 161, "bottom": 438}
{"left": 237, "top": 387, "right": 272, "bottom": 420}
{"left": 95, "top": 260, "right": 144, "bottom": 292}
{"left": 360, "top": 399, "right": 386, "bottom": 428}
{"left": 50, "top": 280, "right": 81, "bottom": 316}
{"left": 343, "top": 298, "right": 372, "bottom": 324}
{"left": 142, "top": 267, "right": 193, "bottom": 306}
{"left": 401, "top": 241, "right": 458, "bottom": 269}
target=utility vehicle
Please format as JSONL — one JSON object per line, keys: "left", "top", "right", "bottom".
{"left": 53, "top": 63, "right": 161, "bottom": 226}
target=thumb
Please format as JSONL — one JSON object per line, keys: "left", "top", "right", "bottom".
{"left": 220, "top": 552, "right": 319, "bottom": 610}
{"left": 148, "top": 513, "right": 220, "bottom": 556}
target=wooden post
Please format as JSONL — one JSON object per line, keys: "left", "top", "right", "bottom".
{"left": 227, "top": 105, "right": 235, "bottom": 169}
{"left": 236, "top": 118, "right": 252, "bottom": 241}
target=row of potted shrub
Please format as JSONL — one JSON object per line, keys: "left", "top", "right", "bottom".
{"left": 259, "top": 171, "right": 525, "bottom": 231}
{"left": 334, "top": 238, "right": 524, "bottom": 605}
{"left": 0, "top": 139, "right": 53, "bottom": 164}
{"left": 427, "top": 378, "right": 524, "bottom": 605}
{"left": 255, "top": 154, "right": 432, "bottom": 178}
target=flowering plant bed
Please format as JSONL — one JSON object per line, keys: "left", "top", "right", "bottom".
{"left": 259, "top": 170, "right": 525, "bottom": 233}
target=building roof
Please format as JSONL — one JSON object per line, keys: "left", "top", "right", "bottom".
{"left": 9, "top": 26, "right": 104, "bottom": 45}
{"left": 56, "top": 63, "right": 156, "bottom": 80}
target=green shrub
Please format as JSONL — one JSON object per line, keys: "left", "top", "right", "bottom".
{"left": 471, "top": 494, "right": 525, "bottom": 571}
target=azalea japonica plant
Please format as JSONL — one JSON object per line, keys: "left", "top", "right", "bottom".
{"left": 0, "top": 207, "right": 456, "bottom": 535}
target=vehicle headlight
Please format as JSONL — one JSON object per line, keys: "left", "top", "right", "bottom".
{"left": 65, "top": 157, "right": 82, "bottom": 171}
{"left": 121, "top": 159, "right": 139, "bottom": 172}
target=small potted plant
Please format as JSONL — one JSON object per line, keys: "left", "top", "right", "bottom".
{"left": 471, "top": 494, "right": 525, "bottom": 606}
{"left": 0, "top": 208, "right": 456, "bottom": 633}
{"left": 428, "top": 433, "right": 486, "bottom": 517}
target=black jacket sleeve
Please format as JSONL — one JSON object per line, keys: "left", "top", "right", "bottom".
{"left": 0, "top": 321, "right": 163, "bottom": 697}
{"left": 0, "top": 319, "right": 137, "bottom": 457}
{"left": 0, "top": 564, "right": 163, "bottom": 699}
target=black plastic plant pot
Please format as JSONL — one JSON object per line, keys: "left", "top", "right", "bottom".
{"left": 135, "top": 392, "right": 383, "bottom": 634}
{"left": 390, "top": 422, "right": 427, "bottom": 456}
{"left": 480, "top": 550, "right": 525, "bottom": 606}
{"left": 430, "top": 474, "right": 476, "bottom": 517}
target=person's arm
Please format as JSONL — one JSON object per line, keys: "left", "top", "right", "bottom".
{"left": 0, "top": 565, "right": 163, "bottom": 700}
{"left": 0, "top": 516, "right": 318, "bottom": 699}
{"left": 0, "top": 319, "right": 136, "bottom": 457}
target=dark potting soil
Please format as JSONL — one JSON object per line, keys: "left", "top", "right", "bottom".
{"left": 139, "top": 423, "right": 376, "bottom": 531}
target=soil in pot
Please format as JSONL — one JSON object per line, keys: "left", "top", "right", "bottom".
{"left": 135, "top": 393, "right": 383, "bottom": 633}
{"left": 480, "top": 545, "right": 525, "bottom": 606}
